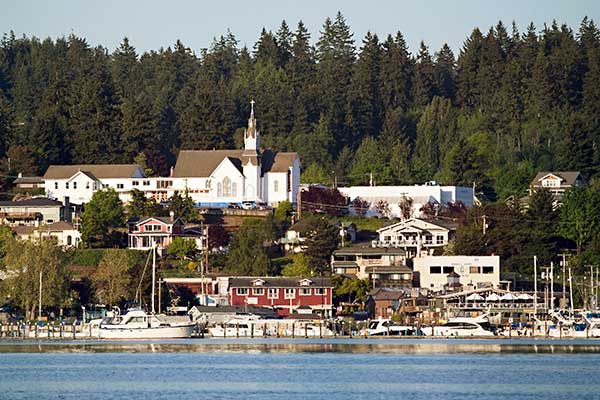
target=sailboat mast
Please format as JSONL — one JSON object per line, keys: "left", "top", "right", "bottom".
{"left": 151, "top": 242, "right": 156, "bottom": 314}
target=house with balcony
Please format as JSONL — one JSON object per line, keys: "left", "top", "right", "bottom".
{"left": 228, "top": 277, "right": 333, "bottom": 317}
{"left": 331, "top": 245, "right": 411, "bottom": 288}
{"left": 529, "top": 171, "right": 585, "bottom": 204}
{"left": 0, "top": 197, "right": 67, "bottom": 226}
{"left": 374, "top": 218, "right": 458, "bottom": 258}
{"left": 127, "top": 214, "right": 205, "bottom": 252}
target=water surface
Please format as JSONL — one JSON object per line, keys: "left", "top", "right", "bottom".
{"left": 1, "top": 339, "right": 598, "bottom": 400}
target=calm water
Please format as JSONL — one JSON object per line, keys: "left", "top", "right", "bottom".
{"left": 1, "top": 338, "right": 600, "bottom": 400}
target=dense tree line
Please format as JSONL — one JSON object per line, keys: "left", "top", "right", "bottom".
{"left": 1, "top": 14, "right": 599, "bottom": 200}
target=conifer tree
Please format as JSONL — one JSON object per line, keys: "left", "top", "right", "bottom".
{"left": 380, "top": 32, "right": 413, "bottom": 112}
{"left": 412, "top": 42, "right": 437, "bottom": 107}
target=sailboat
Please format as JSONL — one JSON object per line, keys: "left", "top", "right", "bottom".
{"left": 87, "top": 244, "right": 196, "bottom": 339}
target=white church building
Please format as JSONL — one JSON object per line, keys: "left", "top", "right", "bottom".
{"left": 43, "top": 103, "right": 300, "bottom": 207}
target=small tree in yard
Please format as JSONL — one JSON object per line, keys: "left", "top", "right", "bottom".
{"left": 81, "top": 189, "right": 125, "bottom": 247}
{"left": 91, "top": 249, "right": 131, "bottom": 307}
{"left": 304, "top": 216, "right": 339, "bottom": 276}
{"left": 375, "top": 200, "right": 391, "bottom": 219}
{"left": 398, "top": 196, "right": 413, "bottom": 220}
{"left": 168, "top": 237, "right": 197, "bottom": 262}
{"left": 351, "top": 197, "right": 370, "bottom": 217}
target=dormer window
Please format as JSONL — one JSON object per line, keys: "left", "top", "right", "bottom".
{"left": 252, "top": 279, "right": 266, "bottom": 286}
{"left": 299, "top": 279, "right": 312, "bottom": 286}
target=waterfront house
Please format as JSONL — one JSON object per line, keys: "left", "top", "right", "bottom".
{"left": 228, "top": 276, "right": 333, "bottom": 317}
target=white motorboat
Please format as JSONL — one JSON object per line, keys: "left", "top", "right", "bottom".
{"left": 84, "top": 308, "right": 196, "bottom": 339}
{"left": 422, "top": 314, "right": 495, "bottom": 337}
{"left": 208, "top": 317, "right": 265, "bottom": 337}
{"left": 287, "top": 321, "right": 334, "bottom": 337}
{"left": 365, "top": 318, "right": 420, "bottom": 336}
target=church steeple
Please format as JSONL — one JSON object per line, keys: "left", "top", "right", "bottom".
{"left": 244, "top": 99, "right": 260, "bottom": 151}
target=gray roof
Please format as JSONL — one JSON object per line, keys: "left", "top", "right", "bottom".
{"left": 531, "top": 171, "right": 583, "bottom": 187}
{"left": 43, "top": 164, "right": 143, "bottom": 179}
{"left": 13, "top": 176, "right": 44, "bottom": 184}
{"left": 368, "top": 288, "right": 411, "bottom": 300}
{"left": 230, "top": 277, "right": 332, "bottom": 288}
{"left": 0, "top": 198, "right": 62, "bottom": 207}
{"left": 13, "top": 221, "right": 76, "bottom": 235}
{"left": 173, "top": 149, "right": 298, "bottom": 178}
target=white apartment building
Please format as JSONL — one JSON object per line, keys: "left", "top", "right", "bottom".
{"left": 413, "top": 255, "right": 500, "bottom": 291}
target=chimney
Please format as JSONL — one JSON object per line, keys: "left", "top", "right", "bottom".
{"left": 170, "top": 166, "right": 174, "bottom": 177}
{"left": 169, "top": 210, "right": 175, "bottom": 223}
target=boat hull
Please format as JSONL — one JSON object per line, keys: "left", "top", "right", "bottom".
{"left": 94, "top": 324, "right": 196, "bottom": 339}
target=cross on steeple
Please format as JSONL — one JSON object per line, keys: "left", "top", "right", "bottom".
{"left": 250, "top": 99, "right": 255, "bottom": 116}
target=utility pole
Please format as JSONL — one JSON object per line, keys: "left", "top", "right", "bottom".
{"left": 482, "top": 215, "right": 487, "bottom": 235}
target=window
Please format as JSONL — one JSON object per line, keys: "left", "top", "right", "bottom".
{"left": 274, "top": 180, "right": 279, "bottom": 192}
{"left": 54, "top": 182, "right": 58, "bottom": 190}
{"left": 102, "top": 184, "right": 108, "bottom": 189}
{"left": 223, "top": 177, "right": 232, "bottom": 196}
{"left": 287, "top": 170, "right": 291, "bottom": 192}
{"left": 470, "top": 266, "right": 480, "bottom": 274}
{"left": 300, "top": 288, "right": 311, "bottom": 296}
{"left": 268, "top": 288, "right": 279, "bottom": 299}
{"left": 284, "top": 288, "right": 296, "bottom": 299}
{"left": 217, "top": 182, "right": 222, "bottom": 197}
{"left": 67, "top": 236, "right": 72, "bottom": 246}
{"left": 143, "top": 181, "right": 150, "bottom": 186}
{"left": 315, "top": 288, "right": 325, "bottom": 295}
{"left": 132, "top": 181, "right": 139, "bottom": 186}
{"left": 425, "top": 235, "right": 433, "bottom": 244}
{"left": 73, "top": 182, "right": 77, "bottom": 189}
{"left": 117, "top": 184, "right": 124, "bottom": 189}
{"left": 384, "top": 236, "right": 391, "bottom": 242}
{"left": 157, "top": 180, "right": 173, "bottom": 189}
{"left": 86, "top": 182, "right": 90, "bottom": 189}
{"left": 252, "top": 288, "right": 264, "bottom": 296}
{"left": 205, "top": 180, "right": 211, "bottom": 189}
{"left": 430, "top": 266, "right": 442, "bottom": 274}
{"left": 232, "top": 182, "right": 237, "bottom": 197}
{"left": 436, "top": 235, "right": 444, "bottom": 244}
{"left": 237, "top": 288, "right": 248, "bottom": 296}
{"left": 443, "top": 266, "right": 454, "bottom": 274}
{"left": 65, "top": 182, "right": 69, "bottom": 189}
{"left": 482, "top": 266, "right": 494, "bottom": 274}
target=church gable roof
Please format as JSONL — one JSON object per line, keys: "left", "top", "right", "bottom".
{"left": 173, "top": 149, "right": 299, "bottom": 178}
{"left": 173, "top": 150, "right": 245, "bottom": 178}
{"left": 261, "top": 150, "right": 299, "bottom": 174}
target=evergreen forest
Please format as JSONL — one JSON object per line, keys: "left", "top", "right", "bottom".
{"left": 1, "top": 13, "right": 599, "bottom": 200}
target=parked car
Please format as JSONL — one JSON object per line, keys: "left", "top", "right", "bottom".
{"left": 227, "top": 203, "right": 241, "bottom": 209}
{"left": 241, "top": 201, "right": 255, "bottom": 210}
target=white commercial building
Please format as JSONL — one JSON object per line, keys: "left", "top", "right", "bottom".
{"left": 413, "top": 255, "right": 500, "bottom": 291}
{"left": 339, "top": 183, "right": 474, "bottom": 219}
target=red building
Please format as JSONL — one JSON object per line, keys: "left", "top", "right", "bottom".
{"left": 229, "top": 277, "right": 333, "bottom": 317}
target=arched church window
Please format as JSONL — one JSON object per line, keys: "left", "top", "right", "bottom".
{"left": 223, "top": 177, "right": 232, "bottom": 197}
{"left": 274, "top": 180, "right": 279, "bottom": 192}
{"left": 205, "top": 179, "right": 211, "bottom": 189}
{"left": 217, "top": 182, "right": 222, "bottom": 197}
{"left": 232, "top": 182, "right": 237, "bottom": 197}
